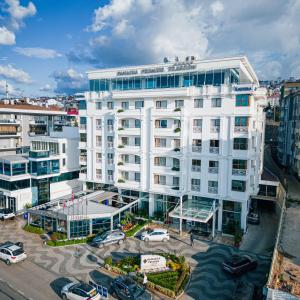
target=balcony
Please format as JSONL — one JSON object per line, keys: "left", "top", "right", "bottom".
{"left": 29, "top": 150, "right": 50, "bottom": 159}
{"left": 107, "top": 142, "right": 114, "bottom": 149}
{"left": 107, "top": 159, "right": 114, "bottom": 165}
{"left": 192, "top": 146, "right": 202, "bottom": 153}
{"left": 208, "top": 167, "right": 218, "bottom": 174}
{"left": 210, "top": 126, "right": 220, "bottom": 133}
{"left": 96, "top": 159, "right": 102, "bottom": 164}
{"left": 193, "top": 126, "right": 202, "bottom": 133}
{"left": 96, "top": 174, "right": 102, "bottom": 180}
{"left": 107, "top": 125, "right": 114, "bottom": 133}
{"left": 192, "top": 165, "right": 201, "bottom": 172}
{"left": 107, "top": 175, "right": 114, "bottom": 182}
{"left": 208, "top": 187, "right": 218, "bottom": 194}
{"left": 79, "top": 141, "right": 87, "bottom": 148}
{"left": 191, "top": 185, "right": 201, "bottom": 192}
{"left": 96, "top": 125, "right": 102, "bottom": 130}
{"left": 0, "top": 119, "right": 20, "bottom": 124}
{"left": 234, "top": 126, "right": 248, "bottom": 133}
{"left": 209, "top": 147, "right": 219, "bottom": 154}
{"left": 96, "top": 142, "right": 102, "bottom": 148}
{"left": 232, "top": 169, "right": 247, "bottom": 176}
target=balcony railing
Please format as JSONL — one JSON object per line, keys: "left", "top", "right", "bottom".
{"left": 191, "top": 185, "right": 201, "bottom": 192}
{"left": 192, "top": 146, "right": 202, "bottom": 152}
{"left": 208, "top": 186, "right": 218, "bottom": 194}
{"left": 209, "top": 147, "right": 219, "bottom": 154}
{"left": 96, "top": 142, "right": 102, "bottom": 147}
{"left": 0, "top": 119, "right": 19, "bottom": 124}
{"left": 107, "top": 175, "right": 114, "bottom": 181}
{"left": 96, "top": 125, "right": 102, "bottom": 130}
{"left": 107, "top": 142, "right": 114, "bottom": 148}
{"left": 192, "top": 165, "right": 201, "bottom": 172}
{"left": 107, "top": 159, "right": 114, "bottom": 165}
{"left": 232, "top": 169, "right": 247, "bottom": 176}
{"left": 96, "top": 174, "right": 102, "bottom": 180}
{"left": 96, "top": 159, "right": 102, "bottom": 164}
{"left": 234, "top": 126, "right": 248, "bottom": 133}
{"left": 29, "top": 150, "right": 50, "bottom": 158}
{"left": 208, "top": 167, "right": 218, "bottom": 174}
{"left": 193, "top": 126, "right": 202, "bottom": 133}
{"left": 210, "top": 126, "right": 220, "bottom": 133}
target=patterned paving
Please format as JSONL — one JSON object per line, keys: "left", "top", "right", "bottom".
{"left": 0, "top": 219, "right": 271, "bottom": 300}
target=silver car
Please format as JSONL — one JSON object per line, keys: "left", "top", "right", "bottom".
{"left": 91, "top": 230, "right": 125, "bottom": 248}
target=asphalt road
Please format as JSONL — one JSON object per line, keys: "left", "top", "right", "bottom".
{"left": 0, "top": 280, "right": 28, "bottom": 300}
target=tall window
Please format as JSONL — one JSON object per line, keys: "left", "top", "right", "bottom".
{"left": 175, "top": 100, "right": 184, "bottom": 108}
{"left": 155, "top": 120, "right": 168, "bottom": 128}
{"left": 135, "top": 119, "right": 141, "bottom": 128}
{"left": 232, "top": 160, "right": 247, "bottom": 170}
{"left": 135, "top": 100, "right": 144, "bottom": 109}
{"left": 154, "top": 175, "right": 166, "bottom": 185}
{"left": 236, "top": 94, "right": 250, "bottom": 106}
{"left": 107, "top": 102, "right": 114, "bottom": 109}
{"left": 121, "top": 101, "right": 129, "bottom": 110}
{"left": 212, "top": 98, "right": 222, "bottom": 107}
{"left": 154, "top": 157, "right": 166, "bottom": 166}
{"left": 173, "top": 176, "right": 180, "bottom": 187}
{"left": 156, "top": 100, "right": 168, "bottom": 109}
{"left": 235, "top": 116, "right": 249, "bottom": 127}
{"left": 155, "top": 138, "right": 166, "bottom": 147}
{"left": 194, "top": 99, "right": 203, "bottom": 108}
{"left": 96, "top": 102, "right": 102, "bottom": 110}
{"left": 134, "top": 137, "right": 141, "bottom": 146}
{"left": 210, "top": 140, "right": 219, "bottom": 148}
{"left": 232, "top": 180, "right": 246, "bottom": 192}
{"left": 135, "top": 172, "right": 140, "bottom": 182}
{"left": 233, "top": 138, "right": 248, "bottom": 150}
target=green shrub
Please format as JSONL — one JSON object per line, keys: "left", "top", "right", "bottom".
{"left": 104, "top": 256, "right": 113, "bottom": 266}
{"left": 47, "top": 238, "right": 87, "bottom": 247}
{"left": 147, "top": 271, "right": 179, "bottom": 291}
{"left": 24, "top": 224, "right": 44, "bottom": 234}
{"left": 175, "top": 270, "right": 188, "bottom": 293}
{"left": 124, "top": 221, "right": 147, "bottom": 237}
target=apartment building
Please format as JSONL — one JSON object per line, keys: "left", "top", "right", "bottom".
{"left": 79, "top": 56, "right": 267, "bottom": 235}
{"left": 278, "top": 89, "right": 300, "bottom": 178}
{"left": 0, "top": 102, "right": 70, "bottom": 155}
{"left": 0, "top": 126, "right": 80, "bottom": 213}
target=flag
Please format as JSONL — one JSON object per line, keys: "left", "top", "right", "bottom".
{"left": 71, "top": 191, "right": 74, "bottom": 202}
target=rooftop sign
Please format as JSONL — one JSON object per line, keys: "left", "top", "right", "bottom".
{"left": 116, "top": 62, "right": 196, "bottom": 76}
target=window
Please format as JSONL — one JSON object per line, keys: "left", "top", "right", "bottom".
{"left": 154, "top": 175, "right": 166, "bottom": 185}
{"left": 135, "top": 172, "right": 140, "bottom": 182}
{"left": 194, "top": 99, "right": 203, "bottom": 108}
{"left": 107, "top": 102, "right": 114, "bottom": 109}
{"left": 232, "top": 180, "right": 246, "bottom": 192}
{"left": 175, "top": 100, "right": 184, "bottom": 108}
{"left": 121, "top": 137, "right": 129, "bottom": 145}
{"left": 174, "top": 119, "right": 181, "bottom": 129}
{"left": 80, "top": 133, "right": 86, "bottom": 142}
{"left": 79, "top": 100, "right": 86, "bottom": 110}
{"left": 232, "top": 160, "right": 247, "bottom": 170}
{"left": 135, "top": 119, "right": 141, "bottom": 128}
{"left": 121, "top": 119, "right": 129, "bottom": 128}
{"left": 135, "top": 100, "right": 144, "bottom": 109}
{"left": 208, "top": 180, "right": 218, "bottom": 188}
{"left": 156, "top": 100, "right": 168, "bottom": 109}
{"left": 122, "top": 154, "right": 129, "bottom": 163}
{"left": 235, "top": 116, "right": 249, "bottom": 127}
{"left": 193, "top": 139, "right": 202, "bottom": 146}
{"left": 209, "top": 160, "right": 218, "bottom": 168}
{"left": 134, "top": 137, "right": 141, "bottom": 146}
{"left": 211, "top": 119, "right": 220, "bottom": 128}
{"left": 212, "top": 98, "right": 222, "bottom": 107}
{"left": 191, "top": 179, "right": 201, "bottom": 190}
{"left": 155, "top": 138, "right": 166, "bottom": 147}
{"left": 62, "top": 158, "right": 66, "bottom": 166}
{"left": 134, "top": 155, "right": 140, "bottom": 164}
{"left": 174, "top": 139, "right": 180, "bottom": 148}
{"left": 155, "top": 120, "right": 168, "bottom": 128}
{"left": 96, "top": 153, "right": 102, "bottom": 163}
{"left": 173, "top": 176, "right": 179, "bottom": 187}
{"left": 11, "top": 163, "right": 26, "bottom": 176}
{"left": 121, "top": 102, "right": 129, "bottom": 110}
{"left": 193, "top": 119, "right": 202, "bottom": 127}
{"left": 210, "top": 140, "right": 219, "bottom": 147}
{"left": 96, "top": 119, "right": 101, "bottom": 129}
{"left": 62, "top": 143, "right": 66, "bottom": 153}
{"left": 233, "top": 138, "right": 248, "bottom": 150}
{"left": 154, "top": 157, "right": 166, "bottom": 166}
{"left": 192, "top": 159, "right": 201, "bottom": 166}
{"left": 96, "top": 136, "right": 102, "bottom": 146}
{"left": 96, "top": 102, "right": 102, "bottom": 110}
{"left": 236, "top": 94, "right": 250, "bottom": 106}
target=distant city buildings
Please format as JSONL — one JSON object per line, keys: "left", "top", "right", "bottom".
{"left": 79, "top": 56, "right": 268, "bottom": 235}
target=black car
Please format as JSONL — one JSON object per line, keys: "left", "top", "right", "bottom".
{"left": 223, "top": 255, "right": 257, "bottom": 275}
{"left": 247, "top": 212, "right": 260, "bottom": 225}
{"left": 110, "top": 276, "right": 152, "bottom": 300}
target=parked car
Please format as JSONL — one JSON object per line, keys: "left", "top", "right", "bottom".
{"left": 223, "top": 255, "right": 257, "bottom": 276}
{"left": 91, "top": 230, "right": 125, "bottom": 248}
{"left": 140, "top": 228, "right": 169, "bottom": 242}
{"left": 247, "top": 212, "right": 260, "bottom": 225}
{"left": 0, "top": 241, "right": 27, "bottom": 265}
{"left": 111, "top": 276, "right": 152, "bottom": 300}
{"left": 61, "top": 282, "right": 100, "bottom": 300}
{"left": 0, "top": 208, "right": 15, "bottom": 220}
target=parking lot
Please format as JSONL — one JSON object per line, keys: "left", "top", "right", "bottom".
{"left": 0, "top": 218, "right": 272, "bottom": 300}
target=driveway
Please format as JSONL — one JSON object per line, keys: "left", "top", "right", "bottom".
{"left": 0, "top": 218, "right": 271, "bottom": 300}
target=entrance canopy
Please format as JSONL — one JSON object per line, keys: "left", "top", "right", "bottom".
{"left": 169, "top": 198, "right": 218, "bottom": 223}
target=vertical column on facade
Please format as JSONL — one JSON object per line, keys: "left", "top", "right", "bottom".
{"left": 148, "top": 193, "right": 154, "bottom": 217}
{"left": 110, "top": 216, "right": 113, "bottom": 231}
{"left": 212, "top": 200, "right": 216, "bottom": 238}
{"left": 241, "top": 201, "right": 247, "bottom": 232}
{"left": 179, "top": 195, "right": 183, "bottom": 235}
{"left": 89, "top": 219, "right": 93, "bottom": 235}
{"left": 86, "top": 116, "right": 93, "bottom": 181}
{"left": 67, "top": 220, "right": 71, "bottom": 240}
{"left": 217, "top": 200, "right": 223, "bottom": 232}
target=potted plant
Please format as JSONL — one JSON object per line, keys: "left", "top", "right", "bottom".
{"left": 118, "top": 127, "right": 124, "bottom": 131}
{"left": 174, "top": 127, "right": 181, "bottom": 133}
{"left": 174, "top": 107, "right": 181, "bottom": 112}
{"left": 117, "top": 109, "right": 124, "bottom": 113}
{"left": 234, "top": 229, "right": 243, "bottom": 247}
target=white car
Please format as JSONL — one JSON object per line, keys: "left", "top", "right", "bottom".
{"left": 0, "top": 241, "right": 27, "bottom": 265}
{"left": 61, "top": 282, "right": 100, "bottom": 300}
{"left": 141, "top": 228, "right": 170, "bottom": 242}
{"left": 0, "top": 209, "right": 15, "bottom": 220}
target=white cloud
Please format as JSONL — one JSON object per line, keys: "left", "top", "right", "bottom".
{"left": 210, "top": 1, "right": 224, "bottom": 17}
{"left": 5, "top": 0, "right": 37, "bottom": 30}
{"left": 0, "top": 26, "right": 16, "bottom": 45}
{"left": 39, "top": 84, "right": 52, "bottom": 92}
{"left": 52, "top": 69, "right": 87, "bottom": 94}
{"left": 14, "top": 47, "right": 63, "bottom": 59}
{"left": 0, "top": 64, "right": 31, "bottom": 83}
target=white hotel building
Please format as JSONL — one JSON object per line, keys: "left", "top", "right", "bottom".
{"left": 79, "top": 56, "right": 267, "bottom": 235}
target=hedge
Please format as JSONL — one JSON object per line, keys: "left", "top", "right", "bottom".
{"left": 147, "top": 271, "right": 179, "bottom": 291}
{"left": 124, "top": 220, "right": 147, "bottom": 237}
{"left": 24, "top": 224, "right": 44, "bottom": 234}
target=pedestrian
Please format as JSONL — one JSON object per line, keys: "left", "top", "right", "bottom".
{"left": 190, "top": 233, "right": 194, "bottom": 247}
{"left": 143, "top": 273, "right": 148, "bottom": 286}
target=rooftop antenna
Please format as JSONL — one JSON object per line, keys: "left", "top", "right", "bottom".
{"left": 5, "top": 81, "right": 9, "bottom": 99}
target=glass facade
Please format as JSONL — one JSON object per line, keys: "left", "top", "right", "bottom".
{"left": 222, "top": 200, "right": 242, "bottom": 234}
{"left": 30, "top": 160, "right": 60, "bottom": 176}
{"left": 89, "top": 69, "right": 239, "bottom": 92}
{"left": 0, "top": 179, "right": 30, "bottom": 191}
{"left": 70, "top": 220, "right": 89, "bottom": 238}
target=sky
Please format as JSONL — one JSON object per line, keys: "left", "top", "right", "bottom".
{"left": 0, "top": 0, "right": 300, "bottom": 97}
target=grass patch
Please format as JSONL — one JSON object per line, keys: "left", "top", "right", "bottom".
{"left": 47, "top": 235, "right": 94, "bottom": 247}
{"left": 124, "top": 220, "right": 147, "bottom": 237}
{"left": 148, "top": 271, "right": 179, "bottom": 291}
{"left": 24, "top": 224, "right": 44, "bottom": 234}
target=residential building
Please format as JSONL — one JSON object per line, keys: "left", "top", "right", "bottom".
{"left": 0, "top": 102, "right": 71, "bottom": 155}
{"left": 0, "top": 126, "right": 80, "bottom": 213}
{"left": 278, "top": 90, "right": 300, "bottom": 178}
{"left": 80, "top": 56, "right": 267, "bottom": 235}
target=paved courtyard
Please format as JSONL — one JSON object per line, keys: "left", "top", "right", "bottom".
{"left": 0, "top": 218, "right": 272, "bottom": 300}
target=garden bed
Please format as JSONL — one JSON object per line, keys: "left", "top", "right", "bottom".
{"left": 23, "top": 224, "right": 44, "bottom": 234}
{"left": 104, "top": 253, "right": 190, "bottom": 298}
{"left": 124, "top": 220, "right": 147, "bottom": 237}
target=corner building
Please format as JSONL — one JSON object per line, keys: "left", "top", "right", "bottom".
{"left": 79, "top": 56, "right": 267, "bottom": 235}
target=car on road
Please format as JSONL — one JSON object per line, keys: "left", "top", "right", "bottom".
{"left": 61, "top": 282, "right": 100, "bottom": 300}
{"left": 223, "top": 254, "right": 257, "bottom": 276}
{"left": 111, "top": 276, "right": 152, "bottom": 300}
{"left": 247, "top": 212, "right": 260, "bottom": 225}
{"left": 140, "top": 228, "right": 169, "bottom": 242}
{"left": 0, "top": 241, "right": 27, "bottom": 265}
{"left": 91, "top": 230, "right": 125, "bottom": 248}
{"left": 0, "top": 208, "right": 15, "bottom": 220}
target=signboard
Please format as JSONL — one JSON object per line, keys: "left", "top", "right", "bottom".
{"left": 89, "top": 281, "right": 108, "bottom": 299}
{"left": 140, "top": 255, "right": 166, "bottom": 272}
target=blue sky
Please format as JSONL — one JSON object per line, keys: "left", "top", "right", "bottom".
{"left": 0, "top": 0, "right": 300, "bottom": 96}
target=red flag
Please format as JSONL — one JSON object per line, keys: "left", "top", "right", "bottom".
{"left": 71, "top": 191, "right": 74, "bottom": 202}
{"left": 63, "top": 201, "right": 66, "bottom": 208}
